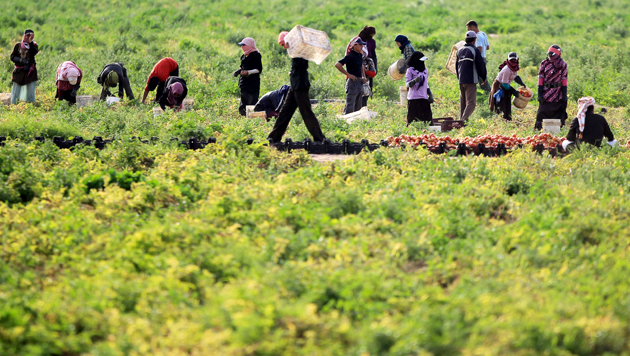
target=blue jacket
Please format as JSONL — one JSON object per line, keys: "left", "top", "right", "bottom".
{"left": 456, "top": 44, "right": 487, "bottom": 85}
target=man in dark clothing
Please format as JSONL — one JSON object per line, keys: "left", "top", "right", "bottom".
{"left": 97, "top": 63, "right": 135, "bottom": 101}
{"left": 158, "top": 76, "right": 187, "bottom": 111}
{"left": 456, "top": 31, "right": 487, "bottom": 121}
{"left": 563, "top": 97, "right": 615, "bottom": 150}
{"left": 254, "top": 85, "right": 290, "bottom": 120}
{"left": 535, "top": 45, "right": 568, "bottom": 130}
{"left": 267, "top": 32, "right": 326, "bottom": 144}
{"left": 335, "top": 37, "right": 367, "bottom": 114}
{"left": 235, "top": 37, "right": 263, "bottom": 116}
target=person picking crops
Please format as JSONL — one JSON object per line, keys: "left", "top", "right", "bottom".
{"left": 254, "top": 84, "right": 290, "bottom": 120}
{"left": 158, "top": 76, "right": 188, "bottom": 111}
{"left": 535, "top": 45, "right": 568, "bottom": 130}
{"left": 142, "top": 57, "right": 179, "bottom": 104}
{"left": 234, "top": 37, "right": 263, "bottom": 116}
{"left": 335, "top": 37, "right": 368, "bottom": 114}
{"left": 267, "top": 31, "right": 326, "bottom": 144}
{"left": 405, "top": 51, "right": 432, "bottom": 125}
{"left": 358, "top": 26, "right": 377, "bottom": 107}
{"left": 97, "top": 62, "right": 135, "bottom": 101}
{"left": 466, "top": 20, "right": 491, "bottom": 94}
{"left": 489, "top": 52, "right": 527, "bottom": 121}
{"left": 394, "top": 35, "right": 414, "bottom": 61}
{"left": 10, "top": 29, "right": 38, "bottom": 104}
{"left": 562, "top": 97, "right": 615, "bottom": 150}
{"left": 55, "top": 61, "right": 82, "bottom": 105}
{"left": 456, "top": 31, "right": 487, "bottom": 121}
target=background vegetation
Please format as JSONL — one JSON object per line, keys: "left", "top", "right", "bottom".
{"left": 2, "top": 0, "right": 630, "bottom": 355}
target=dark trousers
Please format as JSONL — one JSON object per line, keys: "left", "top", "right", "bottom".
{"left": 100, "top": 77, "right": 135, "bottom": 101}
{"left": 239, "top": 90, "right": 260, "bottom": 116}
{"left": 407, "top": 99, "right": 433, "bottom": 125}
{"left": 494, "top": 87, "right": 518, "bottom": 120}
{"left": 56, "top": 89, "right": 77, "bottom": 104}
{"left": 535, "top": 101, "right": 568, "bottom": 129}
{"left": 268, "top": 88, "right": 325, "bottom": 143}
{"left": 154, "top": 66, "right": 180, "bottom": 102}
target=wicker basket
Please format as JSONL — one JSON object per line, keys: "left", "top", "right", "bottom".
{"left": 445, "top": 41, "right": 466, "bottom": 76}
{"left": 388, "top": 59, "right": 407, "bottom": 81}
{"left": 284, "top": 25, "right": 331, "bottom": 65}
{"left": 513, "top": 87, "right": 534, "bottom": 109}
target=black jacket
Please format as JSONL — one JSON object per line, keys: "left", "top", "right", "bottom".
{"left": 97, "top": 63, "right": 135, "bottom": 100}
{"left": 10, "top": 42, "right": 39, "bottom": 85}
{"left": 456, "top": 43, "right": 487, "bottom": 85}
{"left": 159, "top": 76, "right": 188, "bottom": 110}
{"left": 290, "top": 58, "right": 310, "bottom": 91}
{"left": 238, "top": 52, "right": 263, "bottom": 93}
{"left": 566, "top": 112, "right": 614, "bottom": 146}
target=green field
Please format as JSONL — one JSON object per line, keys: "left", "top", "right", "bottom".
{"left": 2, "top": 0, "right": 630, "bottom": 355}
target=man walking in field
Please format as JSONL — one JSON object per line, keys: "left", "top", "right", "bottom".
{"left": 466, "top": 20, "right": 491, "bottom": 94}
{"left": 456, "top": 31, "right": 487, "bottom": 121}
{"left": 267, "top": 31, "right": 326, "bottom": 143}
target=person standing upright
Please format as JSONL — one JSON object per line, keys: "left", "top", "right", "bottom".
{"left": 10, "top": 29, "right": 38, "bottom": 104}
{"left": 267, "top": 32, "right": 326, "bottom": 144}
{"left": 466, "top": 21, "right": 491, "bottom": 94}
{"left": 456, "top": 31, "right": 487, "bottom": 121}
{"left": 359, "top": 26, "right": 377, "bottom": 106}
{"left": 405, "top": 51, "right": 432, "bottom": 125}
{"left": 535, "top": 45, "right": 568, "bottom": 129}
{"left": 234, "top": 37, "right": 263, "bottom": 116}
{"left": 141, "top": 57, "right": 179, "bottom": 103}
{"left": 335, "top": 37, "right": 367, "bottom": 114}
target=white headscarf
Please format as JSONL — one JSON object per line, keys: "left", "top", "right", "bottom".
{"left": 576, "top": 97, "right": 596, "bottom": 133}
{"left": 345, "top": 36, "right": 368, "bottom": 58}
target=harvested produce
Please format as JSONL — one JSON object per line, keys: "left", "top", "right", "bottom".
{"left": 387, "top": 133, "right": 566, "bottom": 149}
{"left": 519, "top": 87, "right": 532, "bottom": 98}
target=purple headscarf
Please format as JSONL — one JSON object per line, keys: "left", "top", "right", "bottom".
{"left": 167, "top": 82, "right": 184, "bottom": 106}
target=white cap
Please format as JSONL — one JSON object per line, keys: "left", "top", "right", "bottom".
{"left": 68, "top": 77, "right": 78, "bottom": 85}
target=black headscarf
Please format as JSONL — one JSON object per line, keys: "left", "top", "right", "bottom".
{"left": 406, "top": 51, "right": 427, "bottom": 72}
{"left": 395, "top": 35, "right": 410, "bottom": 54}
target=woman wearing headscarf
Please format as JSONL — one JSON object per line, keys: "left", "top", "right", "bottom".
{"left": 10, "top": 29, "right": 38, "bottom": 104}
{"left": 234, "top": 37, "right": 263, "bottom": 116}
{"left": 395, "top": 35, "right": 415, "bottom": 61}
{"left": 336, "top": 36, "right": 368, "bottom": 114}
{"left": 562, "top": 97, "right": 615, "bottom": 150}
{"left": 535, "top": 45, "right": 568, "bottom": 130}
{"left": 158, "top": 76, "right": 188, "bottom": 111}
{"left": 267, "top": 31, "right": 326, "bottom": 143}
{"left": 142, "top": 57, "right": 179, "bottom": 104}
{"left": 97, "top": 62, "right": 135, "bottom": 101}
{"left": 405, "top": 51, "right": 432, "bottom": 125}
{"left": 359, "top": 26, "right": 377, "bottom": 107}
{"left": 55, "top": 61, "right": 83, "bottom": 105}
{"left": 489, "top": 52, "right": 526, "bottom": 121}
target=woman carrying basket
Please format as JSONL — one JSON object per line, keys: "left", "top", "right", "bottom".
{"left": 489, "top": 52, "right": 526, "bottom": 121}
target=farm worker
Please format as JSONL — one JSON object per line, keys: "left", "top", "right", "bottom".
{"left": 267, "top": 31, "right": 326, "bottom": 143}
{"left": 489, "top": 52, "right": 527, "bottom": 121}
{"left": 405, "top": 51, "right": 432, "bottom": 125}
{"left": 394, "top": 35, "right": 414, "bottom": 61}
{"left": 335, "top": 36, "right": 368, "bottom": 114}
{"left": 562, "top": 97, "right": 615, "bottom": 150}
{"left": 141, "top": 57, "right": 179, "bottom": 103}
{"left": 358, "top": 26, "right": 377, "bottom": 107}
{"left": 97, "top": 63, "right": 135, "bottom": 101}
{"left": 253, "top": 84, "right": 290, "bottom": 120}
{"left": 535, "top": 45, "right": 568, "bottom": 130}
{"left": 234, "top": 37, "right": 263, "bottom": 116}
{"left": 456, "top": 31, "right": 487, "bottom": 121}
{"left": 158, "top": 76, "right": 188, "bottom": 111}
{"left": 55, "top": 61, "right": 82, "bottom": 105}
{"left": 466, "top": 20, "right": 491, "bottom": 93}
{"left": 10, "top": 29, "right": 38, "bottom": 104}
{"left": 362, "top": 54, "right": 377, "bottom": 106}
